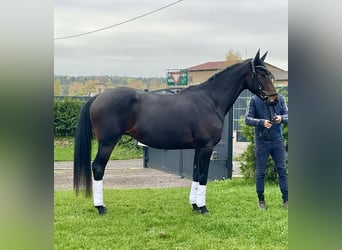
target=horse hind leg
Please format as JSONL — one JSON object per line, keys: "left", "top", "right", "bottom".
{"left": 92, "top": 140, "right": 117, "bottom": 215}
{"left": 194, "top": 147, "right": 212, "bottom": 214}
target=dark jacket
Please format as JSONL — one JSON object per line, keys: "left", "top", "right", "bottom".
{"left": 245, "top": 95, "right": 288, "bottom": 142}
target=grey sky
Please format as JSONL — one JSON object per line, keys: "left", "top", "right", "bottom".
{"left": 54, "top": 0, "right": 288, "bottom": 77}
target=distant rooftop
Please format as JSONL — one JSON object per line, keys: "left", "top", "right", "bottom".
{"left": 187, "top": 60, "right": 286, "bottom": 72}
{"left": 187, "top": 61, "right": 227, "bottom": 71}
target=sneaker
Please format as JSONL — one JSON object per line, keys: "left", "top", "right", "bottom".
{"left": 258, "top": 201, "right": 267, "bottom": 210}
{"left": 283, "top": 201, "right": 288, "bottom": 209}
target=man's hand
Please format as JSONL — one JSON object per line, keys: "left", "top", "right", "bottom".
{"left": 264, "top": 120, "right": 273, "bottom": 129}
{"left": 264, "top": 115, "right": 282, "bottom": 128}
{"left": 273, "top": 115, "right": 282, "bottom": 123}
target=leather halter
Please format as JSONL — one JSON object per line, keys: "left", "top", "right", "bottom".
{"left": 251, "top": 61, "right": 278, "bottom": 101}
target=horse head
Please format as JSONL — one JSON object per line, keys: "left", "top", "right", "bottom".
{"left": 248, "top": 49, "right": 278, "bottom": 105}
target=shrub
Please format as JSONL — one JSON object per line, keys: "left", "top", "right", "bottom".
{"left": 54, "top": 98, "right": 84, "bottom": 136}
{"left": 117, "top": 135, "right": 141, "bottom": 150}
{"left": 239, "top": 120, "right": 288, "bottom": 183}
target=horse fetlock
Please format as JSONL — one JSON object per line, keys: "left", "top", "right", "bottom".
{"left": 196, "top": 185, "right": 207, "bottom": 207}
{"left": 93, "top": 180, "right": 104, "bottom": 207}
{"left": 189, "top": 181, "right": 199, "bottom": 204}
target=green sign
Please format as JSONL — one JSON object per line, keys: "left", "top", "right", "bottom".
{"left": 167, "top": 69, "right": 188, "bottom": 86}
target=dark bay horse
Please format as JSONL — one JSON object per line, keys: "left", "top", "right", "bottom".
{"left": 74, "top": 50, "right": 278, "bottom": 215}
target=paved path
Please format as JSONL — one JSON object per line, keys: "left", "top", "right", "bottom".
{"left": 54, "top": 159, "right": 241, "bottom": 191}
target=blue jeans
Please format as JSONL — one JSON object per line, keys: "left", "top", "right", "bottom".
{"left": 255, "top": 139, "right": 288, "bottom": 202}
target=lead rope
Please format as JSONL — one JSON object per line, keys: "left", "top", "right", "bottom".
{"left": 261, "top": 103, "right": 277, "bottom": 140}
{"left": 266, "top": 104, "right": 277, "bottom": 123}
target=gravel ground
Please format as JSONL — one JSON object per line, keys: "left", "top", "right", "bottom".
{"left": 54, "top": 159, "right": 192, "bottom": 191}
{"left": 54, "top": 159, "right": 242, "bottom": 191}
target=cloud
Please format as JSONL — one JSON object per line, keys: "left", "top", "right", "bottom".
{"left": 54, "top": 0, "right": 288, "bottom": 76}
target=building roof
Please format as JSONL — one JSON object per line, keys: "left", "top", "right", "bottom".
{"left": 187, "top": 61, "right": 227, "bottom": 71}
{"left": 187, "top": 60, "right": 286, "bottom": 72}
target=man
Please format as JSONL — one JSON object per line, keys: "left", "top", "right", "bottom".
{"left": 245, "top": 94, "right": 288, "bottom": 209}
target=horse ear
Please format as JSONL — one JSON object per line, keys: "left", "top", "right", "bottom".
{"left": 261, "top": 51, "right": 268, "bottom": 61}
{"left": 252, "top": 49, "right": 261, "bottom": 66}
{"left": 255, "top": 49, "right": 260, "bottom": 59}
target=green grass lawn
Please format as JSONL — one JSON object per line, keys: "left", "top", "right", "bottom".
{"left": 54, "top": 137, "right": 143, "bottom": 161}
{"left": 55, "top": 179, "right": 288, "bottom": 249}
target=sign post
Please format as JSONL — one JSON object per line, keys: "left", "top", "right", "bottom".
{"left": 166, "top": 69, "right": 188, "bottom": 87}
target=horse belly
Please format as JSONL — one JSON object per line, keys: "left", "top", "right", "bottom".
{"left": 129, "top": 121, "right": 195, "bottom": 150}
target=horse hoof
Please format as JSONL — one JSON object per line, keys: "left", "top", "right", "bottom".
{"left": 95, "top": 206, "right": 107, "bottom": 215}
{"left": 192, "top": 204, "right": 200, "bottom": 212}
{"left": 199, "top": 206, "right": 209, "bottom": 214}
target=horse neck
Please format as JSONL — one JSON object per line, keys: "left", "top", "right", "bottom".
{"left": 198, "top": 65, "right": 247, "bottom": 116}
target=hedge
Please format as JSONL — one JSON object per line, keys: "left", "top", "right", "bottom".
{"left": 54, "top": 98, "right": 85, "bottom": 136}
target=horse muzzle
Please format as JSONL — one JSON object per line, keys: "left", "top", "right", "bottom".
{"left": 260, "top": 91, "right": 278, "bottom": 106}
{"left": 266, "top": 94, "right": 279, "bottom": 106}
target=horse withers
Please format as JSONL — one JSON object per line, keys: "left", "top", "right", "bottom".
{"left": 73, "top": 49, "right": 278, "bottom": 215}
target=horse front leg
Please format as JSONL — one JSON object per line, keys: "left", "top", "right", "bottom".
{"left": 92, "top": 142, "right": 115, "bottom": 215}
{"left": 191, "top": 147, "right": 212, "bottom": 214}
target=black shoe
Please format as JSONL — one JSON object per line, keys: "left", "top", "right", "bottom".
{"left": 283, "top": 201, "right": 288, "bottom": 209}
{"left": 258, "top": 201, "right": 267, "bottom": 210}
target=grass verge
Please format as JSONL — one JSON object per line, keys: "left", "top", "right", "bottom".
{"left": 55, "top": 179, "right": 288, "bottom": 249}
{"left": 54, "top": 137, "right": 143, "bottom": 161}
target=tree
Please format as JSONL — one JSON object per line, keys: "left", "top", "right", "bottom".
{"left": 127, "top": 78, "right": 147, "bottom": 90}
{"left": 84, "top": 80, "right": 99, "bottom": 95}
{"left": 68, "top": 82, "right": 86, "bottom": 96}
{"left": 54, "top": 79, "right": 62, "bottom": 96}
{"left": 224, "top": 49, "right": 242, "bottom": 67}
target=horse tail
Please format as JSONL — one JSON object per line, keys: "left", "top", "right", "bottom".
{"left": 73, "top": 96, "right": 97, "bottom": 197}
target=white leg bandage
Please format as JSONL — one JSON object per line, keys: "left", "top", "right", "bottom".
{"left": 93, "top": 180, "right": 105, "bottom": 207}
{"left": 196, "top": 185, "right": 207, "bottom": 207}
{"left": 189, "top": 181, "right": 199, "bottom": 204}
